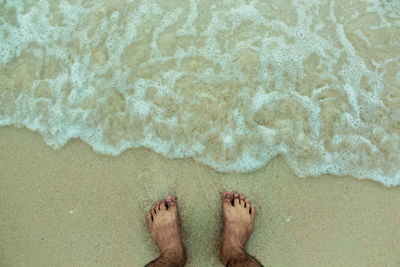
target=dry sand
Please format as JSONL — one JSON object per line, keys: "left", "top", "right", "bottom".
{"left": 1, "top": 126, "right": 399, "bottom": 266}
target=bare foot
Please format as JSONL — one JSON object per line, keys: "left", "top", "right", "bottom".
{"left": 220, "top": 192, "right": 256, "bottom": 265}
{"left": 146, "top": 196, "right": 186, "bottom": 266}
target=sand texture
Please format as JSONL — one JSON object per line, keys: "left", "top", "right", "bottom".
{"left": 1, "top": 127, "right": 399, "bottom": 267}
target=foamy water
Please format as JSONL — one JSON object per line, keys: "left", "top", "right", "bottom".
{"left": 1, "top": 0, "right": 399, "bottom": 186}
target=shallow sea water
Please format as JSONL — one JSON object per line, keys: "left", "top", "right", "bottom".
{"left": 0, "top": 0, "right": 399, "bottom": 186}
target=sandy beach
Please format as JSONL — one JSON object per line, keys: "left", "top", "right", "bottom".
{"left": 1, "top": 126, "right": 399, "bottom": 266}
{"left": 1, "top": 0, "right": 400, "bottom": 266}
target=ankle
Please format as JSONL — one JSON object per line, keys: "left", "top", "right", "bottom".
{"left": 220, "top": 243, "right": 245, "bottom": 265}
{"left": 161, "top": 247, "right": 187, "bottom": 266}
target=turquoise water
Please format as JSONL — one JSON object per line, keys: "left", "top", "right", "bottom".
{"left": 0, "top": 0, "right": 399, "bottom": 186}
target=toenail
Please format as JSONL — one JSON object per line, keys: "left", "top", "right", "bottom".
{"left": 166, "top": 196, "right": 174, "bottom": 203}
{"left": 225, "top": 192, "right": 233, "bottom": 199}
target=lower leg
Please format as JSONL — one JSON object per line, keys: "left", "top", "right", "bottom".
{"left": 146, "top": 249, "right": 186, "bottom": 267}
{"left": 225, "top": 248, "right": 262, "bottom": 267}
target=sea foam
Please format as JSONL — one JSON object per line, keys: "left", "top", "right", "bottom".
{"left": 0, "top": 0, "right": 399, "bottom": 186}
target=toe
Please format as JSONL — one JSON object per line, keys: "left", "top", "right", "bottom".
{"left": 156, "top": 201, "right": 161, "bottom": 210}
{"left": 233, "top": 193, "right": 240, "bottom": 206}
{"left": 151, "top": 206, "right": 157, "bottom": 216}
{"left": 160, "top": 200, "right": 167, "bottom": 210}
{"left": 146, "top": 212, "right": 152, "bottom": 224}
{"left": 250, "top": 206, "right": 255, "bottom": 215}
{"left": 239, "top": 194, "right": 245, "bottom": 206}
{"left": 245, "top": 198, "right": 251, "bottom": 208}
{"left": 222, "top": 192, "right": 233, "bottom": 205}
{"left": 166, "top": 196, "right": 177, "bottom": 211}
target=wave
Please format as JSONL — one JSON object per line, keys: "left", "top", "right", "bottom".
{"left": 1, "top": 0, "right": 399, "bottom": 186}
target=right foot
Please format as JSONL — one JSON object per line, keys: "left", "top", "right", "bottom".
{"left": 220, "top": 192, "right": 256, "bottom": 265}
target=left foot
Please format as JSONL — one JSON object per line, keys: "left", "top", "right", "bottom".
{"left": 146, "top": 196, "right": 186, "bottom": 266}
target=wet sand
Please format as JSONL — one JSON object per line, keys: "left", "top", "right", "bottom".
{"left": 1, "top": 126, "right": 399, "bottom": 266}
